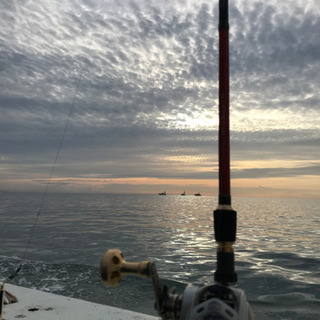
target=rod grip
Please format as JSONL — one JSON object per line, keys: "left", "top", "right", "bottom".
{"left": 214, "top": 251, "right": 237, "bottom": 284}
{"left": 214, "top": 208, "right": 236, "bottom": 242}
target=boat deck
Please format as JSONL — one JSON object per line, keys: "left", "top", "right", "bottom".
{"left": 2, "top": 284, "right": 159, "bottom": 320}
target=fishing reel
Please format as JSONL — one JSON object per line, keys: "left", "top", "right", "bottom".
{"left": 100, "top": 249, "right": 254, "bottom": 320}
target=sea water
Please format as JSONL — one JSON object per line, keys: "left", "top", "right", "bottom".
{"left": 0, "top": 191, "right": 319, "bottom": 319}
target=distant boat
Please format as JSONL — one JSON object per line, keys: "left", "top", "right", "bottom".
{"left": 158, "top": 191, "right": 166, "bottom": 195}
{"left": 194, "top": 193, "right": 201, "bottom": 196}
{"left": 181, "top": 191, "right": 186, "bottom": 196}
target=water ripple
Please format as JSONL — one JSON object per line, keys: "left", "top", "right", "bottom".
{"left": 1, "top": 192, "right": 320, "bottom": 319}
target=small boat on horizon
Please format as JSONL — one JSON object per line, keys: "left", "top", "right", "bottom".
{"left": 181, "top": 191, "right": 186, "bottom": 196}
{"left": 158, "top": 191, "right": 166, "bottom": 195}
{"left": 194, "top": 193, "right": 201, "bottom": 196}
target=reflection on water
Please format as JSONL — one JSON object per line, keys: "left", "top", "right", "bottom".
{"left": 1, "top": 193, "right": 319, "bottom": 281}
{"left": 0, "top": 192, "right": 319, "bottom": 318}
{"left": 235, "top": 197, "right": 320, "bottom": 287}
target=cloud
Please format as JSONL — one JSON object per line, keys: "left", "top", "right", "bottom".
{"left": 0, "top": 0, "right": 319, "bottom": 196}
{"left": 233, "top": 165, "right": 320, "bottom": 179}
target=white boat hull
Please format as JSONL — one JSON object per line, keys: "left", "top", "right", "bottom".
{"left": 3, "top": 284, "right": 159, "bottom": 320}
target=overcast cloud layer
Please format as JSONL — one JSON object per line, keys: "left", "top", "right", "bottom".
{"left": 1, "top": 0, "right": 319, "bottom": 197}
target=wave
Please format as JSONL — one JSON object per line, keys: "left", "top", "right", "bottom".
{"left": 2, "top": 254, "right": 320, "bottom": 318}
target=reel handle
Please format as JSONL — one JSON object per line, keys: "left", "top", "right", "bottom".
{"left": 100, "top": 249, "right": 181, "bottom": 319}
{"left": 100, "top": 249, "right": 150, "bottom": 286}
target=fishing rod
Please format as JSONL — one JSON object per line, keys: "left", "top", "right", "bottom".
{"left": 214, "top": 0, "right": 237, "bottom": 286}
{"left": 100, "top": 1, "right": 254, "bottom": 319}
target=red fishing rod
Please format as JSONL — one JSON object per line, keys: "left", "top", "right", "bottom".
{"left": 218, "top": 0, "right": 231, "bottom": 206}
{"left": 213, "top": 0, "right": 237, "bottom": 285}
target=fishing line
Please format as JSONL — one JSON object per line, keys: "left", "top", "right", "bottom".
{"left": 4, "top": 0, "right": 108, "bottom": 284}
{"left": 3, "top": 75, "right": 83, "bottom": 285}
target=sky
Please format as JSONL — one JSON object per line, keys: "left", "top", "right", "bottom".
{"left": 0, "top": 0, "right": 319, "bottom": 198}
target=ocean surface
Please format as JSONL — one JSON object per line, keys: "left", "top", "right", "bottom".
{"left": 0, "top": 191, "right": 319, "bottom": 319}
